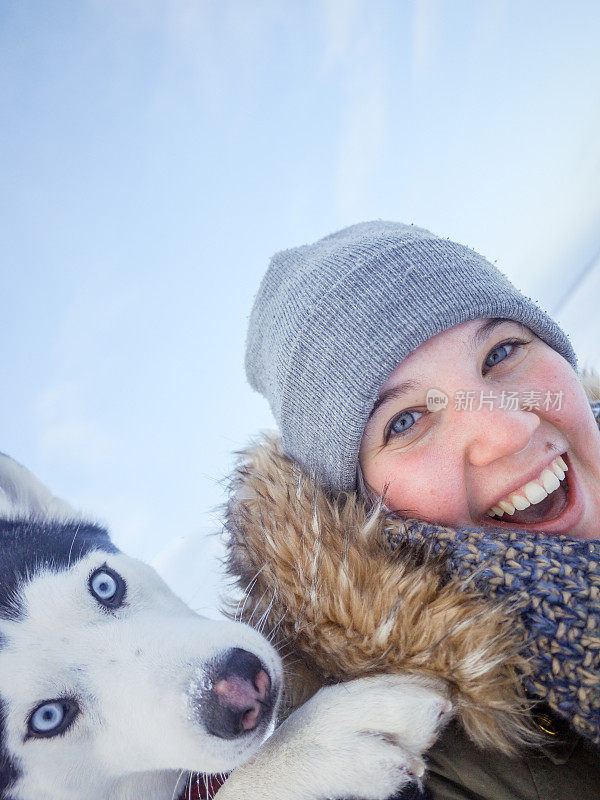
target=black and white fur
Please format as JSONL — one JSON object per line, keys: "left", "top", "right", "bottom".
{"left": 0, "top": 455, "right": 450, "bottom": 800}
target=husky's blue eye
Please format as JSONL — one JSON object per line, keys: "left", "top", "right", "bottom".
{"left": 91, "top": 571, "right": 117, "bottom": 599}
{"left": 89, "top": 566, "right": 126, "bottom": 609}
{"left": 27, "top": 700, "right": 79, "bottom": 738}
{"left": 32, "top": 702, "right": 63, "bottom": 731}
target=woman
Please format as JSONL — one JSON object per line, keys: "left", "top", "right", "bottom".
{"left": 224, "top": 221, "right": 600, "bottom": 799}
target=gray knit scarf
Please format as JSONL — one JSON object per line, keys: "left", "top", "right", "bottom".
{"left": 385, "top": 401, "right": 600, "bottom": 745}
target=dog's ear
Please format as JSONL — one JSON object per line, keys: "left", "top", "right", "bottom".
{"left": 0, "top": 452, "right": 80, "bottom": 521}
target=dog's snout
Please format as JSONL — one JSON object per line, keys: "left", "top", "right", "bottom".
{"left": 204, "top": 648, "right": 273, "bottom": 739}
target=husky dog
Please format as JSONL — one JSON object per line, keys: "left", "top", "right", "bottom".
{"left": 0, "top": 454, "right": 451, "bottom": 800}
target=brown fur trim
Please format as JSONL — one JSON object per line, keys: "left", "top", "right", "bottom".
{"left": 224, "top": 435, "right": 538, "bottom": 755}
{"left": 581, "top": 366, "right": 600, "bottom": 402}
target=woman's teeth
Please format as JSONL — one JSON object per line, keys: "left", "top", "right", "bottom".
{"left": 486, "top": 455, "right": 568, "bottom": 518}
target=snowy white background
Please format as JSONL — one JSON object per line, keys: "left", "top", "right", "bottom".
{"left": 2, "top": 0, "right": 600, "bottom": 616}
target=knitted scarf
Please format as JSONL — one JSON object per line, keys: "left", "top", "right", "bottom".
{"left": 385, "top": 400, "right": 600, "bottom": 745}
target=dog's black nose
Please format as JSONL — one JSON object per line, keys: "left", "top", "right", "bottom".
{"left": 204, "top": 648, "right": 273, "bottom": 739}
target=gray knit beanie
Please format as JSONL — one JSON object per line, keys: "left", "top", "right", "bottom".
{"left": 246, "top": 221, "right": 577, "bottom": 492}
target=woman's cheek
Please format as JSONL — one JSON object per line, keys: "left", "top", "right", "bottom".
{"left": 523, "top": 348, "right": 577, "bottom": 402}
{"left": 379, "top": 454, "right": 458, "bottom": 520}
{"left": 529, "top": 358, "right": 589, "bottom": 433}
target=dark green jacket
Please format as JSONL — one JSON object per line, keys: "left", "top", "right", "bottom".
{"left": 425, "top": 714, "right": 600, "bottom": 800}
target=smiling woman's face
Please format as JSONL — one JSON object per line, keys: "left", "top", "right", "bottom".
{"left": 359, "top": 319, "right": 600, "bottom": 540}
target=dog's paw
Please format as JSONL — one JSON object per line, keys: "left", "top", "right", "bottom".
{"left": 217, "top": 674, "right": 452, "bottom": 800}
{"left": 304, "top": 726, "right": 426, "bottom": 800}
{"left": 281, "top": 674, "right": 452, "bottom": 800}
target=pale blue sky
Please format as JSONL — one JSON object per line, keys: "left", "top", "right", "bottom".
{"left": 2, "top": 1, "right": 600, "bottom": 613}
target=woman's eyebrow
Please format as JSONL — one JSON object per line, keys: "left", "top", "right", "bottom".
{"left": 470, "top": 318, "right": 512, "bottom": 351}
{"left": 369, "top": 380, "right": 422, "bottom": 420}
{"left": 369, "top": 320, "right": 515, "bottom": 422}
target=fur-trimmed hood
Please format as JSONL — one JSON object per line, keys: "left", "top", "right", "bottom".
{"left": 223, "top": 371, "right": 600, "bottom": 757}
{"left": 224, "top": 437, "right": 532, "bottom": 755}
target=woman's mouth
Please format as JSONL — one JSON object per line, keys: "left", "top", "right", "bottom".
{"left": 485, "top": 455, "right": 569, "bottom": 526}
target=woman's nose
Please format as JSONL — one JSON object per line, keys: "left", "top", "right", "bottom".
{"left": 462, "top": 403, "right": 541, "bottom": 467}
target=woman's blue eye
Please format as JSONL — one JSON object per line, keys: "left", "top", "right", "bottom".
{"left": 484, "top": 338, "right": 529, "bottom": 371}
{"left": 485, "top": 342, "right": 514, "bottom": 368}
{"left": 89, "top": 566, "right": 126, "bottom": 609}
{"left": 388, "top": 410, "right": 423, "bottom": 439}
